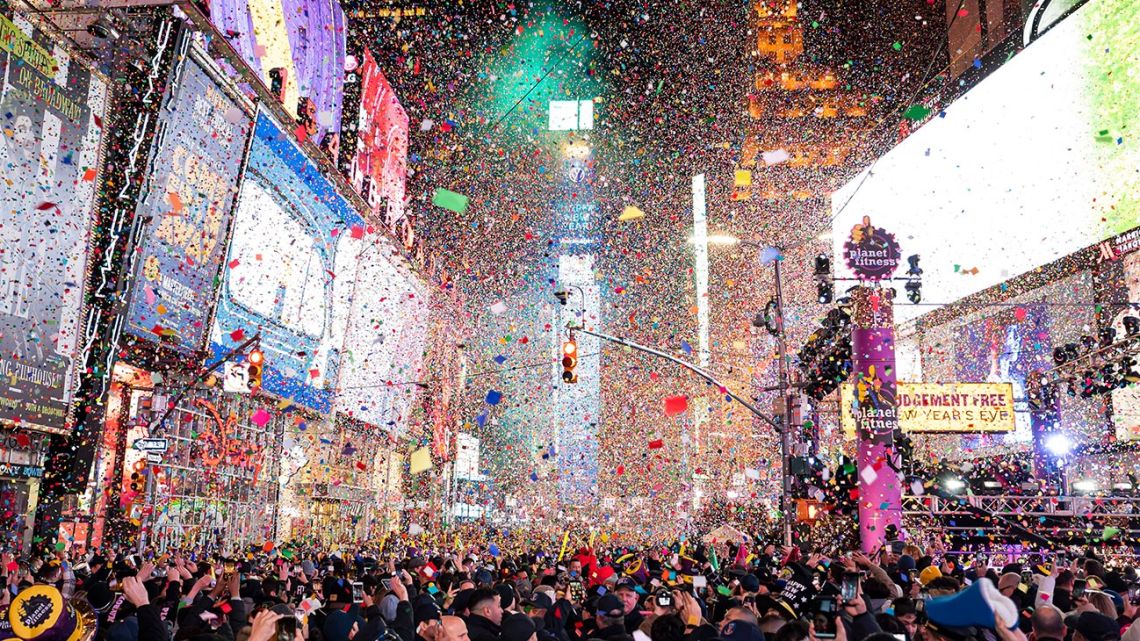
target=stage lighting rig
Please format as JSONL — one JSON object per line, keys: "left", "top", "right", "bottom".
{"left": 796, "top": 304, "right": 854, "bottom": 400}
{"left": 1045, "top": 315, "right": 1140, "bottom": 398}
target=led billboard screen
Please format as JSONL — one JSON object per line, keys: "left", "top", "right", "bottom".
{"left": 211, "top": 110, "right": 363, "bottom": 412}
{"left": 831, "top": 0, "right": 1139, "bottom": 322}
{"left": 124, "top": 51, "right": 252, "bottom": 353}
{"left": 0, "top": 14, "right": 107, "bottom": 433}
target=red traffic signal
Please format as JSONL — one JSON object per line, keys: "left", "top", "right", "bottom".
{"left": 561, "top": 340, "right": 578, "bottom": 384}
{"left": 247, "top": 349, "right": 264, "bottom": 389}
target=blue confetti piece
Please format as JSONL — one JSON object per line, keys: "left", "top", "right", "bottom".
{"left": 486, "top": 389, "right": 502, "bottom": 405}
{"left": 493, "top": 355, "right": 507, "bottom": 365}
{"left": 476, "top": 412, "right": 487, "bottom": 428}
{"left": 681, "top": 341, "right": 693, "bottom": 355}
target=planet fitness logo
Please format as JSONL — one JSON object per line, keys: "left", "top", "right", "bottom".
{"left": 843, "top": 216, "right": 901, "bottom": 281}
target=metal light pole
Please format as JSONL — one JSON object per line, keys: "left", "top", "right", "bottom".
{"left": 712, "top": 238, "right": 795, "bottom": 546}
{"left": 568, "top": 315, "right": 795, "bottom": 546}
{"left": 771, "top": 254, "right": 795, "bottom": 547}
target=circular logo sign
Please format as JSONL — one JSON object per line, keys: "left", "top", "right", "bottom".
{"left": 843, "top": 216, "right": 901, "bottom": 281}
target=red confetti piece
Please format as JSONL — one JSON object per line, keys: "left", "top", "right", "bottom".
{"left": 664, "top": 395, "right": 688, "bottom": 416}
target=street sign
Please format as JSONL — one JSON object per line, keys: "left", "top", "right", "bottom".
{"left": 145, "top": 452, "right": 163, "bottom": 464}
{"left": 132, "top": 437, "right": 168, "bottom": 453}
{"left": 223, "top": 361, "right": 251, "bottom": 394}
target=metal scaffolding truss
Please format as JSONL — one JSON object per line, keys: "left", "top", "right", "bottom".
{"left": 902, "top": 494, "right": 1140, "bottom": 538}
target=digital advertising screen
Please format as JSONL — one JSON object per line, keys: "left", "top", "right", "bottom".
{"left": 211, "top": 110, "right": 364, "bottom": 413}
{"left": 124, "top": 50, "right": 253, "bottom": 353}
{"left": 349, "top": 47, "right": 409, "bottom": 228}
{"left": 0, "top": 13, "right": 107, "bottom": 433}
{"left": 905, "top": 270, "right": 1106, "bottom": 459}
{"left": 831, "top": 0, "right": 1139, "bottom": 323}
{"left": 334, "top": 246, "right": 428, "bottom": 430}
{"left": 208, "top": 0, "right": 346, "bottom": 150}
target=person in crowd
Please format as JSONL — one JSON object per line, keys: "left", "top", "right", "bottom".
{"left": 1030, "top": 605, "right": 1066, "bottom": 641}
{"left": 612, "top": 579, "right": 644, "bottom": 634}
{"left": 466, "top": 587, "right": 505, "bottom": 641}
{"left": 589, "top": 594, "right": 633, "bottom": 641}
{"left": 1066, "top": 612, "right": 1121, "bottom": 641}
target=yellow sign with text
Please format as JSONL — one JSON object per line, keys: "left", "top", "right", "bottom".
{"left": 840, "top": 382, "right": 1016, "bottom": 439}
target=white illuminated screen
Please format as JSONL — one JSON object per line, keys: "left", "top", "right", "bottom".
{"left": 831, "top": 0, "right": 1139, "bottom": 322}
{"left": 548, "top": 100, "right": 594, "bottom": 130}
{"left": 334, "top": 245, "right": 429, "bottom": 431}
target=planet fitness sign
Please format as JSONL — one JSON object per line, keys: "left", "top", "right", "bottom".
{"left": 843, "top": 215, "right": 901, "bottom": 281}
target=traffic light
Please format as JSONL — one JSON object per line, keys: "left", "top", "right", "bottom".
{"left": 905, "top": 280, "right": 921, "bottom": 304}
{"left": 562, "top": 339, "right": 578, "bottom": 384}
{"left": 128, "top": 459, "right": 146, "bottom": 493}
{"left": 247, "top": 349, "right": 264, "bottom": 389}
{"left": 814, "top": 254, "right": 833, "bottom": 304}
{"left": 905, "top": 254, "right": 922, "bottom": 303}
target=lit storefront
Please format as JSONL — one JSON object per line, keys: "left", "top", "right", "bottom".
{"left": 0, "top": 430, "right": 49, "bottom": 553}
{"left": 281, "top": 415, "right": 402, "bottom": 546}
{"left": 72, "top": 363, "right": 285, "bottom": 553}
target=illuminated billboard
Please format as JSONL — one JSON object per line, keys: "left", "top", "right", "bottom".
{"left": 334, "top": 245, "right": 428, "bottom": 431}
{"left": 208, "top": 0, "right": 346, "bottom": 151}
{"left": 124, "top": 50, "right": 252, "bottom": 353}
{"left": 348, "top": 47, "right": 409, "bottom": 229}
{"left": 840, "top": 382, "right": 1015, "bottom": 437}
{"left": 831, "top": 0, "right": 1139, "bottom": 322}
{"left": 210, "top": 110, "right": 363, "bottom": 412}
{"left": 0, "top": 14, "right": 107, "bottom": 433}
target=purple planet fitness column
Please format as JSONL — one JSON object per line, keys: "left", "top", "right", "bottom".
{"left": 850, "top": 287, "right": 902, "bottom": 552}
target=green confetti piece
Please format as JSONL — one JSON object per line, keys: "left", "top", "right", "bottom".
{"left": 903, "top": 104, "right": 933, "bottom": 121}
{"left": 432, "top": 188, "right": 470, "bottom": 214}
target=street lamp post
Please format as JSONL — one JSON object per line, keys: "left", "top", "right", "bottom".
{"left": 770, "top": 252, "right": 796, "bottom": 548}
{"left": 690, "top": 235, "right": 796, "bottom": 545}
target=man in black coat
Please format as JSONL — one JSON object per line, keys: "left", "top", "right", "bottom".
{"left": 466, "top": 588, "right": 505, "bottom": 641}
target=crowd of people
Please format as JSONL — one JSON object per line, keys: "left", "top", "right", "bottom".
{"left": 1, "top": 539, "right": 1138, "bottom": 641}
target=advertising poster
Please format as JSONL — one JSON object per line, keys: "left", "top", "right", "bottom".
{"left": 208, "top": 0, "right": 346, "bottom": 151}
{"left": 0, "top": 13, "right": 107, "bottom": 433}
{"left": 211, "top": 110, "right": 363, "bottom": 413}
{"left": 124, "top": 51, "right": 253, "bottom": 353}
{"left": 849, "top": 287, "right": 902, "bottom": 552}
{"left": 1106, "top": 249, "right": 1140, "bottom": 442}
{"left": 953, "top": 305, "right": 1050, "bottom": 444}
{"left": 350, "top": 47, "right": 409, "bottom": 229}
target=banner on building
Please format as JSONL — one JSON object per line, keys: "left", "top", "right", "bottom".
{"left": 841, "top": 382, "right": 1016, "bottom": 437}
{"left": 124, "top": 49, "right": 253, "bottom": 353}
{"left": 0, "top": 13, "right": 108, "bottom": 433}
{"left": 210, "top": 109, "right": 364, "bottom": 413}
{"left": 333, "top": 243, "right": 427, "bottom": 430}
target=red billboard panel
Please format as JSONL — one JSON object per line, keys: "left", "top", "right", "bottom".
{"left": 349, "top": 47, "right": 409, "bottom": 234}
